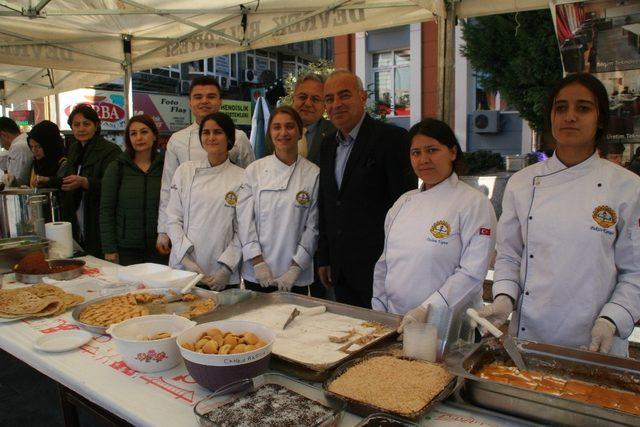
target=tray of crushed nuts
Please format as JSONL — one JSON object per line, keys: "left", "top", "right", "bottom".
{"left": 72, "top": 288, "right": 218, "bottom": 334}
{"left": 323, "top": 351, "right": 457, "bottom": 420}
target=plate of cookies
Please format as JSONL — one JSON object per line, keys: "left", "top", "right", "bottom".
{"left": 72, "top": 288, "right": 218, "bottom": 334}
{"left": 0, "top": 284, "right": 85, "bottom": 322}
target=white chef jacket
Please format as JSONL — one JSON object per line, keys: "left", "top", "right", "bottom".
{"left": 237, "top": 155, "right": 319, "bottom": 286}
{"left": 165, "top": 158, "right": 244, "bottom": 282}
{"left": 372, "top": 173, "right": 496, "bottom": 315}
{"left": 494, "top": 153, "right": 640, "bottom": 356}
{"left": 7, "top": 133, "right": 33, "bottom": 186}
{"left": 158, "top": 123, "right": 255, "bottom": 233}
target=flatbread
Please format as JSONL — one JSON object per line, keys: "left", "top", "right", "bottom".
{"left": 29, "top": 296, "right": 64, "bottom": 317}
{"left": 26, "top": 284, "right": 65, "bottom": 298}
{"left": 0, "top": 291, "right": 53, "bottom": 315}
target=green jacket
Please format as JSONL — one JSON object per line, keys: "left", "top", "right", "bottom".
{"left": 62, "top": 135, "right": 121, "bottom": 257}
{"left": 100, "top": 151, "right": 164, "bottom": 254}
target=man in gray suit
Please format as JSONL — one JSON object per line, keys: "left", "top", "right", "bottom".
{"left": 266, "top": 73, "right": 335, "bottom": 166}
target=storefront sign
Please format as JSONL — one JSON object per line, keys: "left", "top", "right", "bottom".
{"left": 220, "top": 100, "right": 251, "bottom": 125}
{"left": 58, "top": 89, "right": 190, "bottom": 132}
{"left": 9, "top": 110, "right": 35, "bottom": 126}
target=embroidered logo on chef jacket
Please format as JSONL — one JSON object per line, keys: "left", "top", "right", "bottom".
{"left": 430, "top": 220, "right": 451, "bottom": 239}
{"left": 592, "top": 205, "right": 617, "bottom": 228}
{"left": 479, "top": 227, "right": 491, "bottom": 236}
{"left": 224, "top": 191, "right": 238, "bottom": 207}
{"left": 295, "top": 190, "right": 311, "bottom": 207}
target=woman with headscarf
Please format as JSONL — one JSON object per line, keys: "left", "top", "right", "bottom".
{"left": 26, "top": 120, "right": 68, "bottom": 188}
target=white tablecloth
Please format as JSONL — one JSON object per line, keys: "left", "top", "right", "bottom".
{"left": 0, "top": 256, "right": 528, "bottom": 427}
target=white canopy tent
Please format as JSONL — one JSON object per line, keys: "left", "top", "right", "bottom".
{"left": 0, "top": 0, "right": 547, "bottom": 107}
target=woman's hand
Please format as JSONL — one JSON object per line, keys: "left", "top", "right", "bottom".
{"left": 104, "top": 252, "right": 119, "bottom": 264}
{"left": 181, "top": 254, "right": 204, "bottom": 275}
{"left": 61, "top": 175, "right": 89, "bottom": 191}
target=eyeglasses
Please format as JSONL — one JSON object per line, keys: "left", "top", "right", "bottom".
{"left": 294, "top": 93, "right": 323, "bottom": 104}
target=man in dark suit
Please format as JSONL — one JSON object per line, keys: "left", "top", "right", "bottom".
{"left": 317, "top": 70, "right": 416, "bottom": 308}
{"left": 290, "top": 73, "right": 335, "bottom": 166}
{"left": 265, "top": 73, "right": 335, "bottom": 166}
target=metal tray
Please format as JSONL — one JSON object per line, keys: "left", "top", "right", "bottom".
{"left": 323, "top": 351, "right": 457, "bottom": 420}
{"left": 446, "top": 337, "right": 640, "bottom": 426}
{"left": 0, "top": 235, "right": 49, "bottom": 274}
{"left": 72, "top": 287, "right": 219, "bottom": 334}
{"left": 196, "top": 292, "right": 401, "bottom": 381}
{"left": 193, "top": 372, "right": 345, "bottom": 427}
{"left": 15, "top": 259, "right": 85, "bottom": 283}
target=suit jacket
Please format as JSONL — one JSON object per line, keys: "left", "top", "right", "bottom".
{"left": 264, "top": 118, "right": 335, "bottom": 166}
{"left": 318, "top": 114, "right": 416, "bottom": 298}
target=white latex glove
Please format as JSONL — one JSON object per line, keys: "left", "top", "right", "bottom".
{"left": 472, "top": 295, "right": 514, "bottom": 332}
{"left": 275, "top": 265, "right": 302, "bottom": 292}
{"left": 205, "top": 265, "right": 232, "bottom": 291}
{"left": 589, "top": 317, "right": 616, "bottom": 354}
{"left": 254, "top": 262, "right": 275, "bottom": 287}
{"left": 181, "top": 253, "right": 204, "bottom": 275}
{"left": 397, "top": 304, "right": 429, "bottom": 339}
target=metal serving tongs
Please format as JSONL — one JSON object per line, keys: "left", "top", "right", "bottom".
{"left": 467, "top": 308, "right": 527, "bottom": 371}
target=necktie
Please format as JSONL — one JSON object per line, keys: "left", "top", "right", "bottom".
{"left": 298, "top": 127, "right": 308, "bottom": 158}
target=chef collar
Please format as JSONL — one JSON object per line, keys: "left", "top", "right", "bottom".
{"left": 197, "top": 157, "right": 231, "bottom": 172}
{"left": 546, "top": 151, "right": 599, "bottom": 174}
{"left": 420, "top": 172, "right": 458, "bottom": 192}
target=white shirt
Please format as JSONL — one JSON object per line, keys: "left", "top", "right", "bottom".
{"left": 237, "top": 155, "right": 319, "bottom": 286}
{"left": 158, "top": 123, "right": 255, "bottom": 233}
{"left": 166, "top": 158, "right": 244, "bottom": 281}
{"left": 7, "top": 133, "right": 32, "bottom": 186}
{"left": 494, "top": 153, "right": 640, "bottom": 356}
{"left": 373, "top": 173, "right": 496, "bottom": 315}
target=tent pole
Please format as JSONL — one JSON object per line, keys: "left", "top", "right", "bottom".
{"left": 122, "top": 34, "right": 134, "bottom": 120}
{"left": 0, "top": 80, "right": 5, "bottom": 116}
{"left": 437, "top": 2, "right": 455, "bottom": 125}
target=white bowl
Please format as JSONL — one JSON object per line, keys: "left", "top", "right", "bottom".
{"left": 142, "top": 269, "right": 198, "bottom": 288}
{"left": 117, "top": 263, "right": 171, "bottom": 284}
{"left": 177, "top": 320, "right": 275, "bottom": 391}
{"left": 106, "top": 314, "right": 196, "bottom": 373}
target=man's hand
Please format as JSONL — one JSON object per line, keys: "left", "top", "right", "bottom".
{"left": 156, "top": 233, "right": 171, "bottom": 255}
{"left": 318, "top": 266, "right": 332, "bottom": 289}
{"left": 472, "top": 295, "right": 514, "bottom": 333}
{"left": 254, "top": 261, "right": 275, "bottom": 287}
{"left": 61, "top": 175, "right": 88, "bottom": 191}
{"left": 181, "top": 254, "right": 204, "bottom": 274}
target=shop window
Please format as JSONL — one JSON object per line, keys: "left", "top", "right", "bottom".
{"left": 372, "top": 49, "right": 410, "bottom": 117}
{"left": 188, "top": 60, "right": 205, "bottom": 74}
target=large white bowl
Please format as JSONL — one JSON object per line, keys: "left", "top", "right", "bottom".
{"left": 107, "top": 314, "right": 196, "bottom": 373}
{"left": 142, "top": 269, "right": 198, "bottom": 288}
{"left": 117, "top": 263, "right": 171, "bottom": 284}
{"left": 177, "top": 320, "right": 275, "bottom": 391}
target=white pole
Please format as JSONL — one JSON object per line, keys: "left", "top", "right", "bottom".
{"left": 122, "top": 34, "right": 134, "bottom": 120}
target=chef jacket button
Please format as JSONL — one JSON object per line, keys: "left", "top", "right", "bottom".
{"left": 597, "top": 183, "right": 602, "bottom": 187}
{"left": 528, "top": 216, "right": 532, "bottom": 220}
{"left": 529, "top": 254, "right": 534, "bottom": 259}
{"left": 521, "top": 327, "right": 526, "bottom": 331}
{"left": 525, "top": 291, "right": 530, "bottom": 296}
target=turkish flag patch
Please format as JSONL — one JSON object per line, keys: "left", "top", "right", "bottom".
{"left": 479, "top": 228, "right": 491, "bottom": 236}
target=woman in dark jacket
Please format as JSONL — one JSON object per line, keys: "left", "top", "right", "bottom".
{"left": 27, "top": 120, "right": 68, "bottom": 188}
{"left": 100, "top": 114, "right": 166, "bottom": 265}
{"left": 62, "top": 105, "right": 121, "bottom": 258}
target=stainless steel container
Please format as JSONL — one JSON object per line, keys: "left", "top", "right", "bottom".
{"left": 0, "top": 235, "right": 49, "bottom": 274}
{"left": 446, "top": 338, "right": 640, "bottom": 426}
{"left": 0, "top": 188, "right": 61, "bottom": 238}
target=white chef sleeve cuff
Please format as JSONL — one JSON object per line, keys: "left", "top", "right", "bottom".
{"left": 422, "top": 291, "right": 447, "bottom": 309}
{"left": 600, "top": 302, "right": 636, "bottom": 339}
{"left": 218, "top": 249, "right": 241, "bottom": 272}
{"left": 371, "top": 297, "right": 387, "bottom": 312}
{"left": 242, "top": 241, "right": 262, "bottom": 261}
{"left": 492, "top": 279, "right": 520, "bottom": 303}
{"left": 292, "top": 245, "right": 313, "bottom": 270}
{"left": 175, "top": 237, "right": 194, "bottom": 262}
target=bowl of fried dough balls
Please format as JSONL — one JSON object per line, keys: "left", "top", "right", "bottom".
{"left": 177, "top": 320, "right": 275, "bottom": 391}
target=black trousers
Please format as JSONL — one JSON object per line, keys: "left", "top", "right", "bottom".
{"left": 243, "top": 280, "right": 309, "bottom": 295}
{"left": 333, "top": 270, "right": 372, "bottom": 309}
